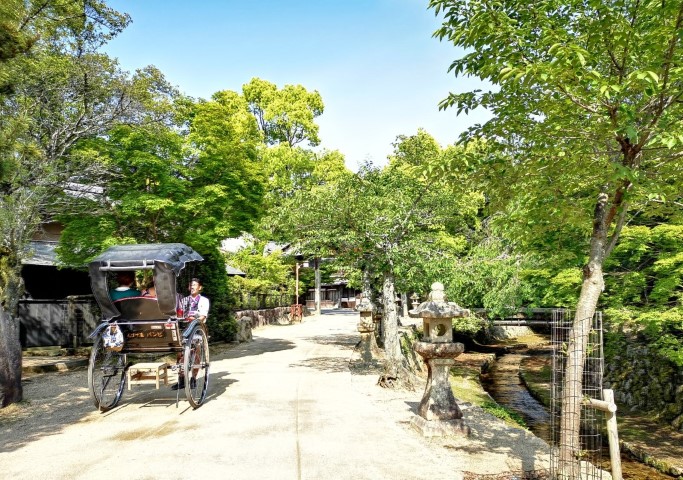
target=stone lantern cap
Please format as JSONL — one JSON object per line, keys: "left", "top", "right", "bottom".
{"left": 409, "top": 282, "right": 469, "bottom": 319}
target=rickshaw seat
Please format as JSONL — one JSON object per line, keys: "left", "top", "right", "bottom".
{"left": 114, "top": 297, "right": 167, "bottom": 321}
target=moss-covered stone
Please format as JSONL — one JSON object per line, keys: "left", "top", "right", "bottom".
{"left": 605, "top": 333, "right": 683, "bottom": 429}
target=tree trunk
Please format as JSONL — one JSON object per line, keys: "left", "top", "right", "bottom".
{"left": 377, "top": 272, "right": 419, "bottom": 390}
{"left": 0, "top": 256, "right": 25, "bottom": 407}
{"left": 558, "top": 193, "right": 608, "bottom": 477}
{"left": 361, "top": 268, "right": 372, "bottom": 301}
{"left": 401, "top": 292, "right": 408, "bottom": 318}
{"left": 381, "top": 272, "right": 401, "bottom": 371}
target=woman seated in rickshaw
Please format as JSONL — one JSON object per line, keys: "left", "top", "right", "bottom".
{"left": 141, "top": 279, "right": 157, "bottom": 298}
{"left": 109, "top": 271, "right": 141, "bottom": 300}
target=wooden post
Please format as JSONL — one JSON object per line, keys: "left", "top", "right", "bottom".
{"left": 582, "top": 389, "right": 622, "bottom": 480}
{"left": 295, "top": 262, "right": 300, "bottom": 306}
{"left": 314, "top": 257, "right": 321, "bottom": 315}
{"left": 604, "top": 389, "right": 622, "bottom": 480}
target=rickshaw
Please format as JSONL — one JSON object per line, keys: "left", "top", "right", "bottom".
{"left": 87, "top": 243, "right": 210, "bottom": 411}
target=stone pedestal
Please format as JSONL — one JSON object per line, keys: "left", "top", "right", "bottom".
{"left": 357, "top": 321, "right": 381, "bottom": 365}
{"left": 354, "top": 296, "right": 381, "bottom": 366}
{"left": 409, "top": 282, "right": 471, "bottom": 437}
{"left": 410, "top": 342, "right": 470, "bottom": 436}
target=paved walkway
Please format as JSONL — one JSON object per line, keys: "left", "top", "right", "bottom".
{"left": 4, "top": 310, "right": 550, "bottom": 480}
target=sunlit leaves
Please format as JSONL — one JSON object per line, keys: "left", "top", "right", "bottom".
{"left": 242, "top": 77, "right": 324, "bottom": 147}
{"left": 428, "top": 0, "right": 683, "bottom": 266}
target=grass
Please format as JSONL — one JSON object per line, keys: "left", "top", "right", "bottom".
{"left": 480, "top": 400, "right": 528, "bottom": 428}
{"left": 448, "top": 359, "right": 530, "bottom": 430}
{"left": 449, "top": 363, "right": 495, "bottom": 405}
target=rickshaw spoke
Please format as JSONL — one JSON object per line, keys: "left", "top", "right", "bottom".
{"left": 183, "top": 326, "right": 210, "bottom": 408}
{"left": 87, "top": 335, "right": 126, "bottom": 412}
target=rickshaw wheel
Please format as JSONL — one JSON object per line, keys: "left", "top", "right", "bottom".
{"left": 183, "top": 325, "right": 210, "bottom": 408}
{"left": 87, "top": 335, "right": 127, "bottom": 412}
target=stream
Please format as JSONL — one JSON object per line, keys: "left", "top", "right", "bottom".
{"left": 481, "top": 350, "right": 673, "bottom": 479}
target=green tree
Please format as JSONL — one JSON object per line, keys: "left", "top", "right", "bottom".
{"left": 242, "top": 77, "right": 324, "bottom": 147}
{"left": 0, "top": 0, "right": 129, "bottom": 91}
{"left": 194, "top": 249, "right": 235, "bottom": 342}
{"left": 59, "top": 89, "right": 266, "bottom": 261}
{"left": 224, "top": 237, "right": 295, "bottom": 304}
{"left": 257, "top": 146, "right": 348, "bottom": 226}
{"left": 429, "top": 0, "right": 683, "bottom": 474}
{"left": 274, "top": 132, "right": 481, "bottom": 382}
{"left": 57, "top": 88, "right": 267, "bottom": 344}
{"left": 0, "top": 1, "right": 136, "bottom": 407}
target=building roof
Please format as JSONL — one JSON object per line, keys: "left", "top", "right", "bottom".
{"left": 263, "top": 241, "right": 292, "bottom": 256}
{"left": 226, "top": 265, "right": 247, "bottom": 277}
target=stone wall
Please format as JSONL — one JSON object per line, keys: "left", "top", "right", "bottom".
{"left": 605, "top": 341, "right": 683, "bottom": 430}
{"left": 490, "top": 325, "right": 535, "bottom": 340}
{"left": 232, "top": 307, "right": 301, "bottom": 343}
{"left": 234, "top": 307, "right": 294, "bottom": 328}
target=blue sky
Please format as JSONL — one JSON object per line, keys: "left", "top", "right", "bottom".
{"left": 103, "top": 0, "right": 489, "bottom": 170}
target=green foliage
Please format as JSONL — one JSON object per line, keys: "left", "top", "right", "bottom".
{"left": 452, "top": 314, "right": 488, "bottom": 336}
{"left": 0, "top": 2, "right": 34, "bottom": 72}
{"left": 481, "top": 400, "right": 527, "bottom": 428}
{"left": 439, "top": 234, "right": 535, "bottom": 318}
{"left": 603, "top": 223, "right": 683, "bottom": 308}
{"left": 604, "top": 306, "right": 683, "bottom": 368}
{"left": 520, "top": 268, "right": 583, "bottom": 308}
{"left": 428, "top": 2, "right": 683, "bottom": 407}
{"left": 428, "top": 0, "right": 683, "bottom": 276}
{"left": 272, "top": 139, "right": 482, "bottom": 301}
{"left": 1, "top": 2, "right": 141, "bottom": 298}
{"left": 637, "top": 308, "right": 683, "bottom": 367}
{"left": 0, "top": 0, "right": 134, "bottom": 406}
{"left": 195, "top": 249, "right": 236, "bottom": 342}
{"left": 57, "top": 90, "right": 267, "bottom": 266}
{"left": 257, "top": 145, "right": 348, "bottom": 213}
{"left": 224, "top": 238, "right": 295, "bottom": 297}
{"left": 242, "top": 77, "right": 324, "bottom": 147}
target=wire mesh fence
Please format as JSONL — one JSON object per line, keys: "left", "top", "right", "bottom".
{"left": 550, "top": 309, "right": 605, "bottom": 479}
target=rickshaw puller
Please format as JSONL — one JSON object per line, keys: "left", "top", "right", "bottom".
{"left": 172, "top": 278, "right": 210, "bottom": 390}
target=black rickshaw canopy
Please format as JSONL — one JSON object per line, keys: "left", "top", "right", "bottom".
{"left": 88, "top": 243, "right": 203, "bottom": 321}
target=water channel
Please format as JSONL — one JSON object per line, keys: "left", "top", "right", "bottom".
{"left": 480, "top": 348, "right": 673, "bottom": 479}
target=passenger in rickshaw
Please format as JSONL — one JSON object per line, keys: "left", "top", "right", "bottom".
{"left": 172, "top": 277, "right": 210, "bottom": 390}
{"left": 109, "top": 271, "right": 141, "bottom": 301}
{"left": 140, "top": 279, "right": 157, "bottom": 298}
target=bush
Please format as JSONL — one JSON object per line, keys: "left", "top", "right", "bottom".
{"left": 195, "top": 248, "right": 235, "bottom": 342}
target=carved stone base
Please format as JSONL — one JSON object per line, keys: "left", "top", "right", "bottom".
{"left": 417, "top": 356, "right": 464, "bottom": 421}
{"left": 353, "top": 325, "right": 382, "bottom": 367}
{"left": 410, "top": 415, "right": 470, "bottom": 437}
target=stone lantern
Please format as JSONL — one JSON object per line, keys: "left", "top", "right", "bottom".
{"left": 409, "top": 282, "right": 470, "bottom": 437}
{"left": 410, "top": 293, "right": 420, "bottom": 310}
{"left": 354, "top": 295, "right": 381, "bottom": 366}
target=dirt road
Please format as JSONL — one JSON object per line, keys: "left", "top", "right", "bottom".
{"left": 0, "top": 311, "right": 549, "bottom": 480}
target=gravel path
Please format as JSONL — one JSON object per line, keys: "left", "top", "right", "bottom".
{"left": 1, "top": 312, "right": 550, "bottom": 480}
